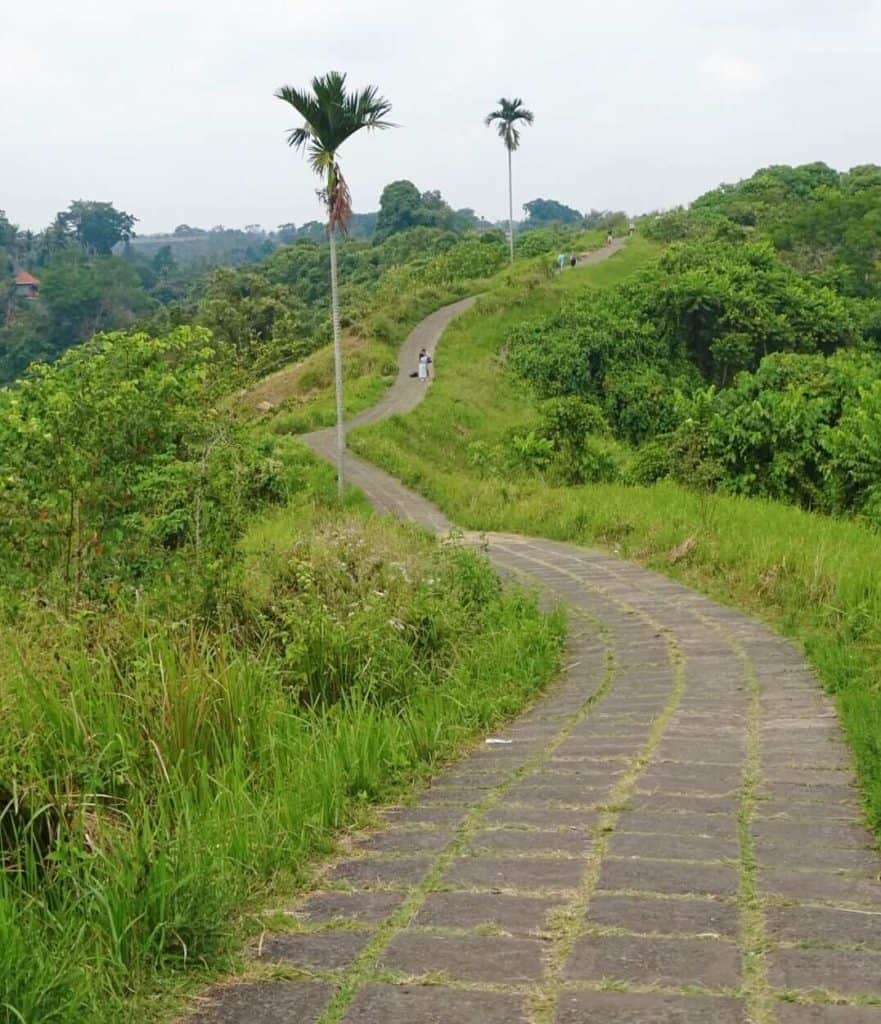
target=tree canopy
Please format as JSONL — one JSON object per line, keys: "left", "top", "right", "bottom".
{"left": 55, "top": 200, "right": 137, "bottom": 255}
{"left": 523, "top": 197, "right": 582, "bottom": 225}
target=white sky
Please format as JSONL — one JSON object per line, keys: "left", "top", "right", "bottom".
{"left": 2, "top": 0, "right": 881, "bottom": 233}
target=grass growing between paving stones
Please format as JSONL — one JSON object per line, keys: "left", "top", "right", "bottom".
{"left": 516, "top": 555, "right": 687, "bottom": 1024}
{"left": 350, "top": 239, "right": 881, "bottom": 841}
{"left": 0, "top": 458, "right": 564, "bottom": 1024}
{"left": 285, "top": 603, "right": 617, "bottom": 1024}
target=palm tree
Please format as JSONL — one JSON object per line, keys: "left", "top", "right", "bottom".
{"left": 276, "top": 71, "right": 394, "bottom": 494}
{"left": 485, "top": 98, "right": 534, "bottom": 263}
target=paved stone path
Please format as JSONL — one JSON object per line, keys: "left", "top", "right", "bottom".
{"left": 190, "top": 246, "right": 881, "bottom": 1023}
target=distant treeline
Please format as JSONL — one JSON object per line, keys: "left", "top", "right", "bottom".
{"left": 1, "top": 182, "right": 619, "bottom": 384}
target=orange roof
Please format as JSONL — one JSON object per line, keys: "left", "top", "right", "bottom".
{"left": 14, "top": 270, "right": 39, "bottom": 286}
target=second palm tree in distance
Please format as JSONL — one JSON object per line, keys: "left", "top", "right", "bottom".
{"left": 275, "top": 71, "right": 394, "bottom": 494}
{"left": 485, "top": 98, "right": 535, "bottom": 264}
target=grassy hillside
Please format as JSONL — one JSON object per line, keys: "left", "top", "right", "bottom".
{"left": 0, "top": 289, "right": 566, "bottom": 1020}
{"left": 350, "top": 238, "right": 881, "bottom": 839}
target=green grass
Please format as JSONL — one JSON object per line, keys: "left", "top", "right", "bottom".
{"left": 350, "top": 236, "right": 881, "bottom": 840}
{"left": 256, "top": 338, "right": 398, "bottom": 434}
{"left": 0, "top": 452, "right": 564, "bottom": 1023}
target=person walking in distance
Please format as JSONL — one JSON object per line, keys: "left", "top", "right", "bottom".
{"left": 556, "top": 252, "right": 566, "bottom": 272}
{"left": 418, "top": 348, "right": 431, "bottom": 382}
{"left": 570, "top": 253, "right": 577, "bottom": 268}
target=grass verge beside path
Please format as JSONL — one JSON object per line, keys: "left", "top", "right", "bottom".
{"left": 350, "top": 236, "right": 881, "bottom": 839}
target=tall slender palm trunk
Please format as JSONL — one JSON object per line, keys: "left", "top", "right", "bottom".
{"left": 328, "top": 227, "right": 345, "bottom": 495}
{"left": 507, "top": 147, "right": 514, "bottom": 264}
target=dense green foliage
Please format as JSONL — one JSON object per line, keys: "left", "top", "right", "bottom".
{"left": 55, "top": 200, "right": 138, "bottom": 256}
{"left": 646, "top": 161, "right": 881, "bottom": 298}
{"left": 374, "top": 180, "right": 489, "bottom": 240}
{"left": 523, "top": 197, "right": 583, "bottom": 225}
{"left": 1, "top": 202, "right": 198, "bottom": 383}
{"left": 0, "top": 326, "right": 300, "bottom": 608}
{"left": 506, "top": 175, "right": 881, "bottom": 520}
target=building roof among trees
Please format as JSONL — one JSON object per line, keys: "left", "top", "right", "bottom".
{"left": 14, "top": 270, "right": 40, "bottom": 286}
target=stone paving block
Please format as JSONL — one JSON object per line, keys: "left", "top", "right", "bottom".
{"left": 631, "top": 793, "right": 739, "bottom": 814}
{"left": 764, "top": 749, "right": 852, "bottom": 770}
{"left": 553, "top": 990, "right": 747, "bottom": 1022}
{"left": 609, "top": 831, "right": 737, "bottom": 863}
{"left": 467, "top": 827, "right": 592, "bottom": 856}
{"left": 533, "top": 767, "right": 624, "bottom": 785}
{"left": 564, "top": 932, "right": 740, "bottom": 988}
{"left": 380, "top": 806, "right": 468, "bottom": 827}
{"left": 764, "top": 782, "right": 860, "bottom": 805}
{"left": 482, "top": 805, "right": 599, "bottom": 829}
{"left": 327, "top": 855, "right": 433, "bottom": 887}
{"left": 638, "top": 767, "right": 741, "bottom": 795}
{"left": 437, "top": 770, "right": 509, "bottom": 788}
{"left": 655, "top": 742, "right": 745, "bottom": 761}
{"left": 756, "top": 840, "right": 880, "bottom": 873}
{"left": 752, "top": 819, "right": 873, "bottom": 849}
{"left": 259, "top": 930, "right": 371, "bottom": 969}
{"left": 758, "top": 799, "right": 865, "bottom": 821}
{"left": 598, "top": 858, "right": 738, "bottom": 896}
{"left": 416, "top": 788, "right": 474, "bottom": 805}
{"left": 189, "top": 981, "right": 333, "bottom": 1023}
{"left": 759, "top": 868, "right": 881, "bottom": 907}
{"left": 380, "top": 931, "right": 545, "bottom": 983}
{"left": 355, "top": 829, "right": 454, "bottom": 854}
{"left": 766, "top": 904, "right": 881, "bottom": 948}
{"left": 768, "top": 947, "right": 881, "bottom": 997}
{"left": 764, "top": 767, "right": 855, "bottom": 786}
{"left": 774, "top": 1004, "right": 881, "bottom": 1022}
{"left": 413, "top": 890, "right": 561, "bottom": 934}
{"left": 617, "top": 810, "right": 737, "bottom": 838}
{"left": 586, "top": 893, "right": 739, "bottom": 937}
{"left": 503, "top": 782, "right": 609, "bottom": 806}
{"left": 342, "top": 983, "right": 529, "bottom": 1023}
{"left": 557, "top": 741, "right": 639, "bottom": 757}
{"left": 443, "top": 855, "right": 584, "bottom": 891}
{"left": 295, "top": 889, "right": 406, "bottom": 924}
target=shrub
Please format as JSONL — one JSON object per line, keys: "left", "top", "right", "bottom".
{"left": 626, "top": 439, "right": 675, "bottom": 484}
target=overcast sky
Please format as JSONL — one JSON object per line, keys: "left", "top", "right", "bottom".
{"left": 3, "top": 0, "right": 881, "bottom": 234}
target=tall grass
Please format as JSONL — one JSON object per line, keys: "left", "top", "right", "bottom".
{"left": 350, "top": 238, "right": 881, "bottom": 839}
{"left": 0, "top": 509, "right": 563, "bottom": 1022}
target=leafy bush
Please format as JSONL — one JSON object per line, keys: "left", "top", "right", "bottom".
{"left": 626, "top": 439, "right": 675, "bottom": 484}
{"left": 603, "top": 366, "right": 685, "bottom": 445}
{"left": 0, "top": 326, "right": 299, "bottom": 605}
{"left": 506, "top": 232, "right": 881, "bottom": 512}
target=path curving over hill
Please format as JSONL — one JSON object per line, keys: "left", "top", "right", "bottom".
{"left": 193, "top": 245, "right": 881, "bottom": 1024}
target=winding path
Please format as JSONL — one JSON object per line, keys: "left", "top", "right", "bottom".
{"left": 192, "top": 245, "right": 881, "bottom": 1024}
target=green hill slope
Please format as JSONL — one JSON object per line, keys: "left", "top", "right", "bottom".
{"left": 350, "top": 238, "right": 881, "bottom": 840}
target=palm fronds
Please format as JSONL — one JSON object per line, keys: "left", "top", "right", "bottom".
{"left": 485, "top": 97, "right": 535, "bottom": 152}
{"left": 275, "top": 71, "right": 393, "bottom": 229}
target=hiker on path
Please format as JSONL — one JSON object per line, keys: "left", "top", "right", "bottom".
{"left": 556, "top": 252, "right": 566, "bottom": 272}
{"left": 570, "top": 254, "right": 577, "bottom": 268}
{"left": 606, "top": 229, "right": 614, "bottom": 245}
{"left": 418, "top": 349, "right": 431, "bottom": 382}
